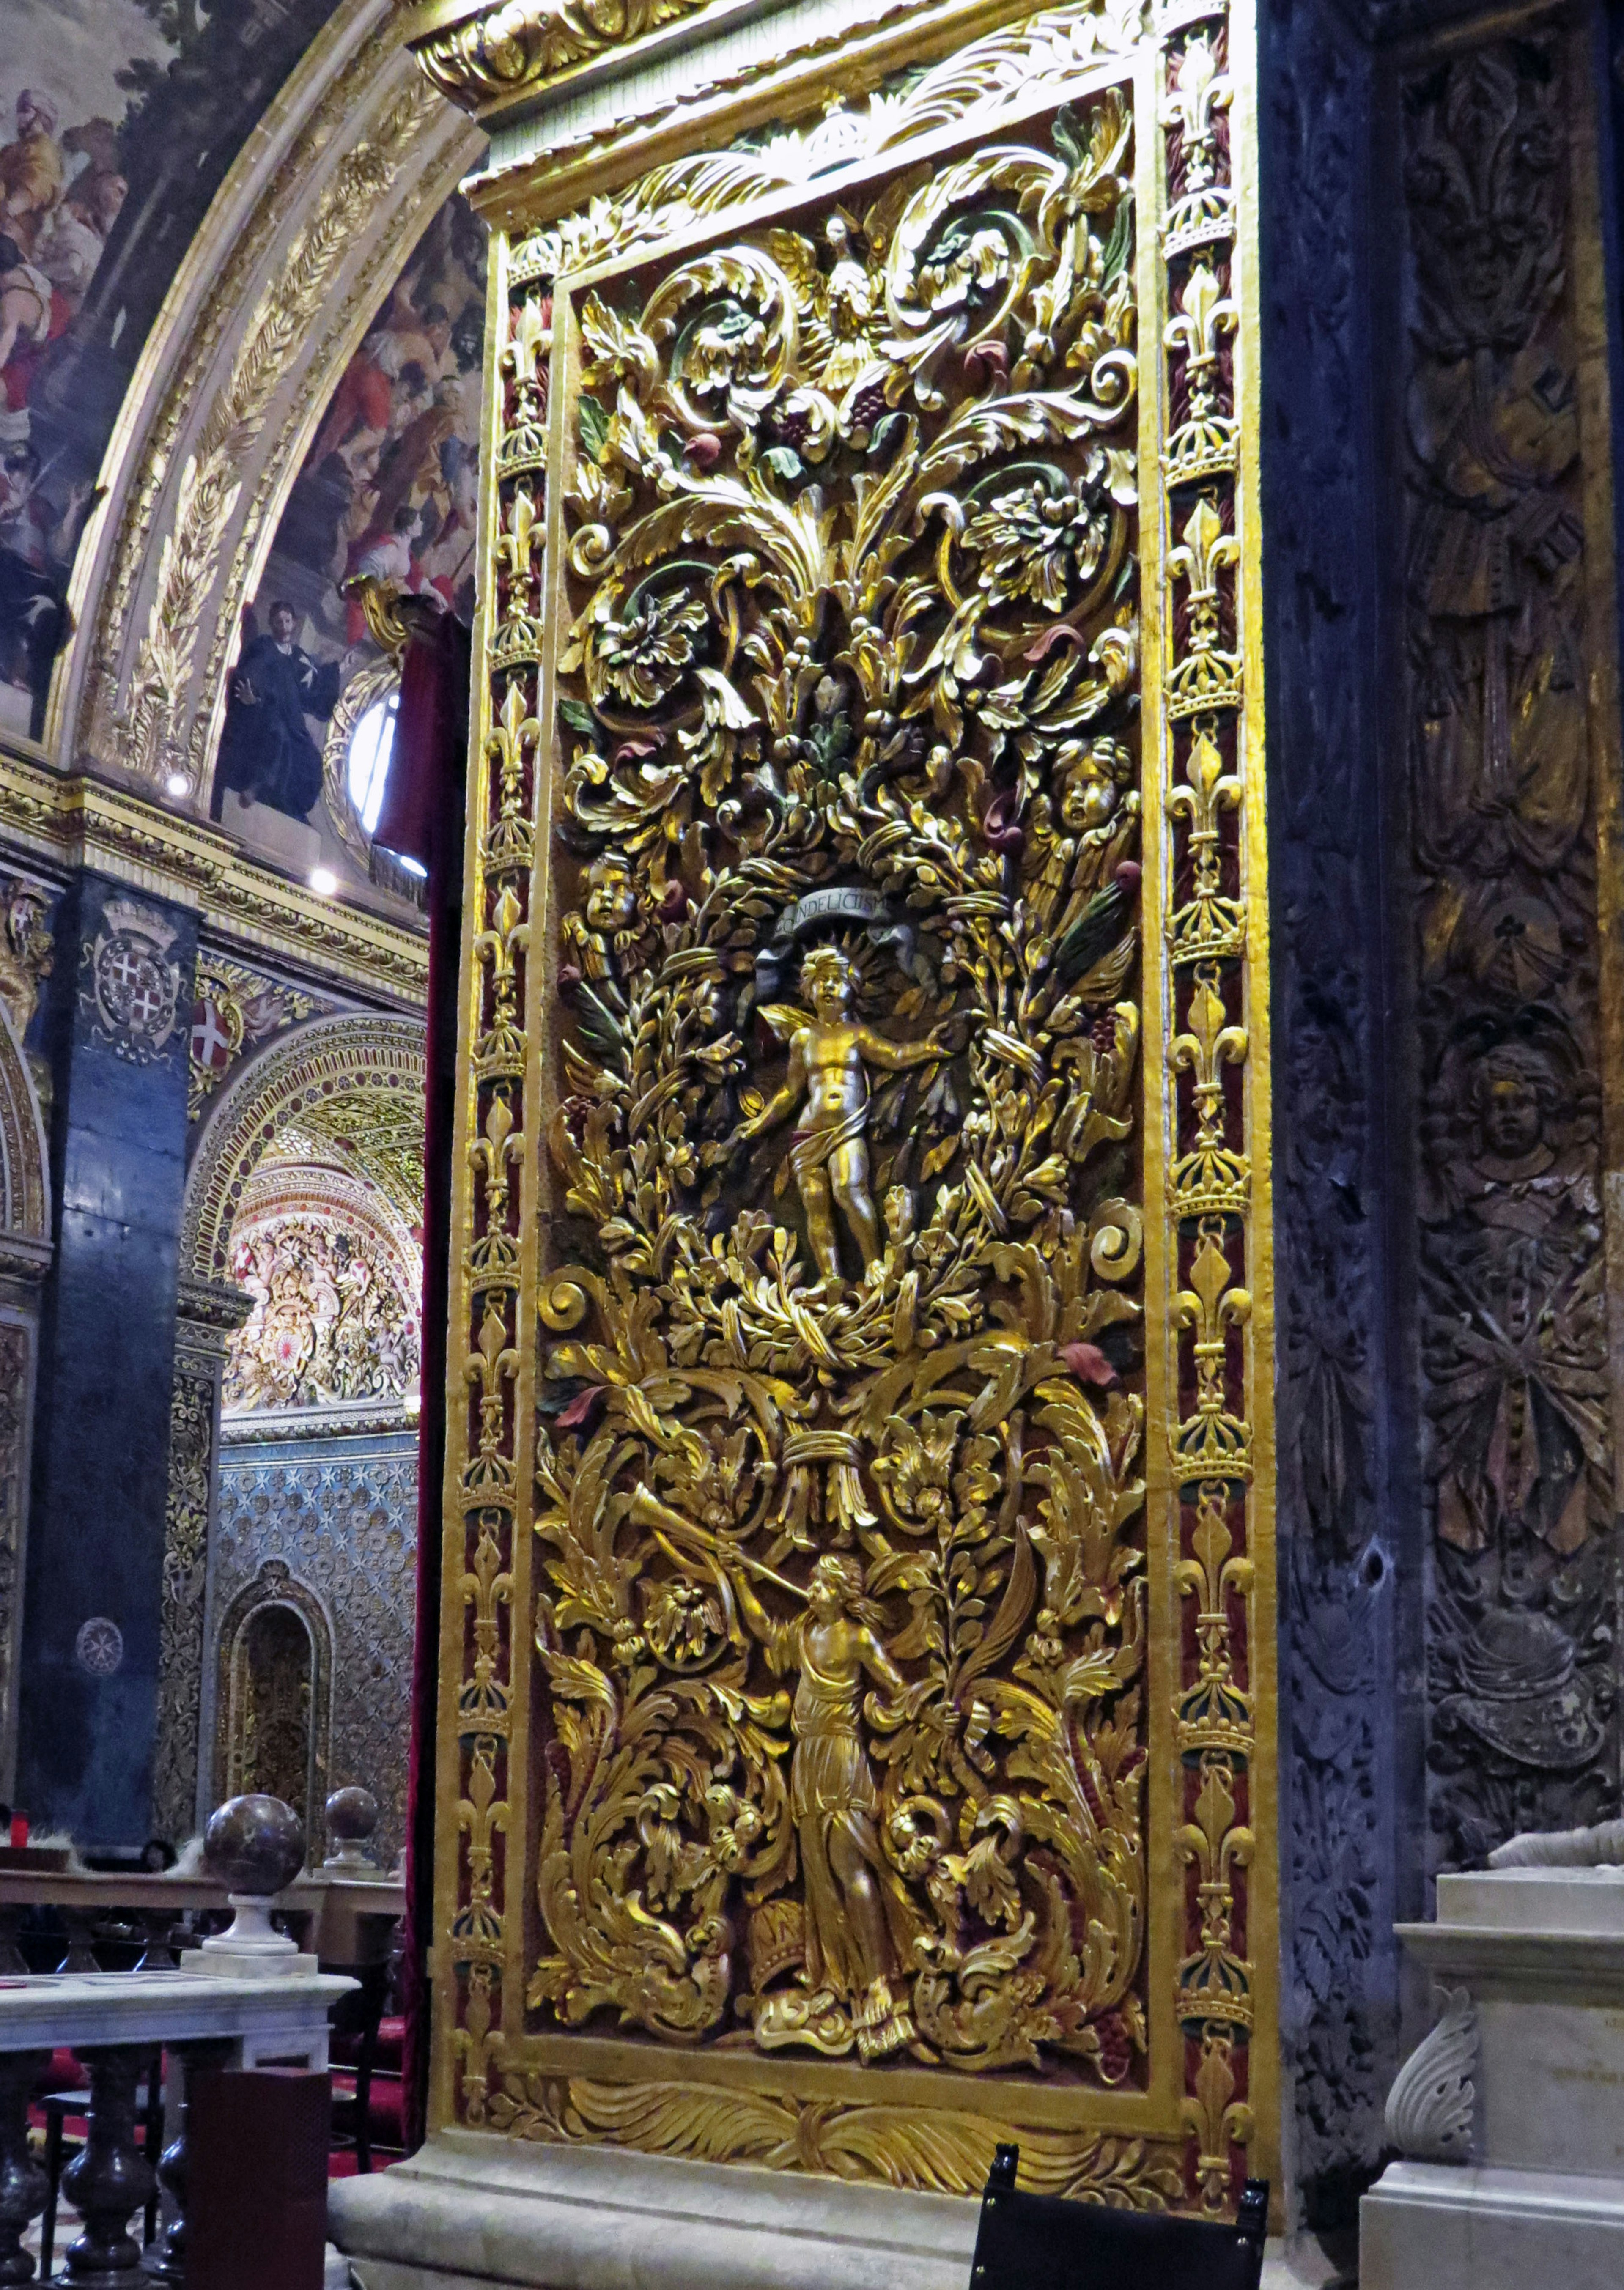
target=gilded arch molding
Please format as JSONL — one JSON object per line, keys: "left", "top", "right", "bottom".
{"left": 183, "top": 1012, "right": 428, "bottom": 1283}
{"left": 50, "top": 3, "right": 484, "bottom": 805}
{"left": 0, "top": 1004, "right": 51, "bottom": 1271}
{"left": 0, "top": 998, "right": 49, "bottom": 1800}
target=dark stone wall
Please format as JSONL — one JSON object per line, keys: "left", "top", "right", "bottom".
{"left": 1259, "top": 0, "right": 1412, "bottom": 2234}
{"left": 15, "top": 874, "right": 196, "bottom": 1844}
{"left": 1262, "top": 0, "right": 1624, "bottom": 2238}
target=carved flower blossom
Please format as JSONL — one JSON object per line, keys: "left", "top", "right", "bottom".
{"left": 684, "top": 306, "right": 769, "bottom": 407}
{"left": 645, "top": 1576, "right": 724, "bottom": 1662}
{"left": 962, "top": 466, "right": 1114, "bottom": 610}
{"left": 873, "top": 1412, "right": 960, "bottom": 1530}
{"left": 593, "top": 590, "right": 708, "bottom": 709}
{"left": 919, "top": 222, "right": 1013, "bottom": 316}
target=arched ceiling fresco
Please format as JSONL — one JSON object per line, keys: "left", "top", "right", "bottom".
{"left": 0, "top": 0, "right": 347, "bottom": 741}
{"left": 0, "top": 0, "right": 484, "bottom": 940}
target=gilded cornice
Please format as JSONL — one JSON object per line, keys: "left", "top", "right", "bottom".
{"left": 394, "top": 0, "right": 749, "bottom": 126}
{"left": 461, "top": 0, "right": 1121, "bottom": 231}
{"left": 499, "top": 0, "right": 1143, "bottom": 257}
{"left": 0, "top": 752, "right": 428, "bottom": 1009}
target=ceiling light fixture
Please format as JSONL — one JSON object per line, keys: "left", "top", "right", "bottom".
{"left": 309, "top": 867, "right": 339, "bottom": 897}
{"left": 165, "top": 772, "right": 190, "bottom": 798}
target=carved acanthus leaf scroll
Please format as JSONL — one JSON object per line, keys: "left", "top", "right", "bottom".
{"left": 490, "top": 2073, "right": 1186, "bottom": 2201}
{"left": 532, "top": 91, "right": 1149, "bottom": 2084}
{"left": 1383, "top": 1988, "right": 1476, "bottom": 2164}
{"left": 442, "top": 0, "right": 1274, "bottom": 2211}
{"left": 405, "top": 0, "right": 724, "bottom": 116}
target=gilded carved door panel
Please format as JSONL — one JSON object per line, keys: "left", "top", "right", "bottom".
{"left": 438, "top": 0, "right": 1275, "bottom": 2212}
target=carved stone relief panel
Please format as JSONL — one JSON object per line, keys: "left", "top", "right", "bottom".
{"left": 1398, "top": 30, "right": 1624, "bottom": 1873}
{"left": 435, "top": 0, "right": 1275, "bottom": 2210}
{"left": 152, "top": 1353, "right": 219, "bottom": 1846}
{"left": 1258, "top": 0, "right": 1394, "bottom": 2219}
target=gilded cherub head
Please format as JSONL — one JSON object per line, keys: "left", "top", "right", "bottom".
{"left": 583, "top": 853, "right": 638, "bottom": 934}
{"left": 801, "top": 943, "right": 856, "bottom": 1020}
{"left": 1058, "top": 738, "right": 1133, "bottom": 835}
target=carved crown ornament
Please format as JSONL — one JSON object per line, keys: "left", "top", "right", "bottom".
{"left": 433, "top": 0, "right": 1276, "bottom": 2223}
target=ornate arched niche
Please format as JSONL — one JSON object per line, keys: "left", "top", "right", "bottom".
{"left": 213, "top": 1560, "right": 336, "bottom": 1857}
{"left": 154, "top": 1011, "right": 426, "bottom": 1846}
{"left": 184, "top": 1012, "right": 428, "bottom": 1283}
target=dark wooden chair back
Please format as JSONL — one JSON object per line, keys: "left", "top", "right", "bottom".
{"left": 968, "top": 2145, "right": 1268, "bottom": 2290}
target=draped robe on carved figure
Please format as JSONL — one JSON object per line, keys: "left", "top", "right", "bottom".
{"left": 742, "top": 1552, "right": 921, "bottom": 2058}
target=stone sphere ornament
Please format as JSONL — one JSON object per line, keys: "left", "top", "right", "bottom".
{"left": 323, "top": 1785, "right": 379, "bottom": 1871}
{"left": 200, "top": 1793, "right": 305, "bottom": 1960}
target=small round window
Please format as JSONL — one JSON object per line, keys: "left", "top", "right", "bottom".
{"left": 347, "top": 690, "right": 400, "bottom": 834}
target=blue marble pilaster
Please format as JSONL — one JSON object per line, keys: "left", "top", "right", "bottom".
{"left": 14, "top": 875, "right": 197, "bottom": 1844}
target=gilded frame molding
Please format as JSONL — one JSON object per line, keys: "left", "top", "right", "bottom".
{"left": 430, "top": 0, "right": 1277, "bottom": 2212}
{"left": 0, "top": 756, "right": 428, "bottom": 1007}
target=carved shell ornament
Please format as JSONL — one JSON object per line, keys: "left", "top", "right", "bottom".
{"left": 529, "top": 96, "right": 1163, "bottom": 2082}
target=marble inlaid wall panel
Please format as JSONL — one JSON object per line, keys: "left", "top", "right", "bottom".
{"left": 212, "top": 1427, "right": 417, "bottom": 1868}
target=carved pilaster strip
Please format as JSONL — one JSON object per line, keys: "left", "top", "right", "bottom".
{"left": 154, "top": 1280, "right": 252, "bottom": 1846}
{"left": 1395, "top": 28, "right": 1624, "bottom": 1871}
{"left": 436, "top": 230, "right": 540, "bottom": 2126}
{"left": 1156, "top": 0, "right": 1273, "bottom": 2210}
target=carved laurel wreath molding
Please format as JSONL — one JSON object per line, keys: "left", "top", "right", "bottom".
{"left": 110, "top": 75, "right": 441, "bottom": 791}
{"left": 73, "top": 11, "right": 404, "bottom": 768}
{"left": 436, "top": 0, "right": 1275, "bottom": 2216}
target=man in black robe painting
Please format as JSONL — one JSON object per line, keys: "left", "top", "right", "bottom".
{"left": 212, "top": 602, "right": 340, "bottom": 822}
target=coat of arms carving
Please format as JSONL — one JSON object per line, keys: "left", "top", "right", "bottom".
{"left": 80, "top": 897, "right": 182, "bottom": 1064}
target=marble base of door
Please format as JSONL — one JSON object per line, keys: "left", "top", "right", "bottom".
{"left": 1361, "top": 2160, "right": 1624, "bottom": 2290}
{"left": 326, "top": 2130, "right": 1333, "bottom": 2290}
{"left": 328, "top": 2130, "right": 982, "bottom": 2290}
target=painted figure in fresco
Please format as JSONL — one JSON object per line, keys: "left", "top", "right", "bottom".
{"left": 639, "top": 1501, "right": 920, "bottom": 2060}
{"left": 0, "top": 443, "right": 88, "bottom": 719}
{"left": 714, "top": 944, "right": 946, "bottom": 1283}
{"left": 0, "top": 93, "right": 63, "bottom": 261}
{"left": 212, "top": 602, "right": 341, "bottom": 823}
{"left": 0, "top": 238, "right": 51, "bottom": 381}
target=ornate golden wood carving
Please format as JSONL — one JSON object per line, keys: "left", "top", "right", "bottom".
{"left": 398, "top": 0, "right": 734, "bottom": 121}
{"left": 437, "top": 0, "right": 1276, "bottom": 2209}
